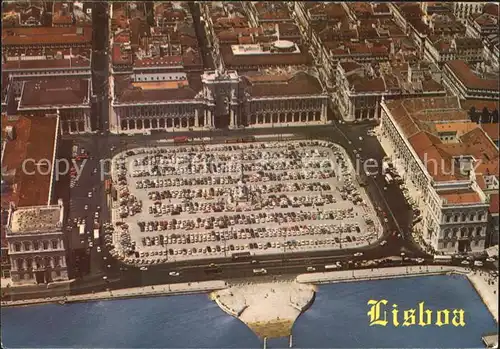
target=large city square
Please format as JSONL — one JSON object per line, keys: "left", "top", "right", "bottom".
{"left": 109, "top": 139, "right": 381, "bottom": 265}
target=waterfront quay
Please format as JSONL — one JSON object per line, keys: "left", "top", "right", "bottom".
{"left": 3, "top": 265, "right": 496, "bottom": 337}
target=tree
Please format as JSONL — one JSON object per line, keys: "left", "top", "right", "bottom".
{"left": 491, "top": 109, "right": 499, "bottom": 123}
{"left": 469, "top": 106, "right": 478, "bottom": 123}
{"left": 481, "top": 107, "right": 491, "bottom": 124}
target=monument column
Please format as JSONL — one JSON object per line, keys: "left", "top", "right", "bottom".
{"left": 230, "top": 108, "right": 235, "bottom": 128}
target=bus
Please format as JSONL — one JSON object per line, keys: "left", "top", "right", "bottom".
{"left": 79, "top": 224, "right": 85, "bottom": 236}
{"left": 105, "top": 179, "right": 112, "bottom": 194}
{"left": 433, "top": 255, "right": 452, "bottom": 264}
{"left": 232, "top": 252, "right": 251, "bottom": 260}
{"left": 241, "top": 136, "right": 255, "bottom": 143}
{"left": 324, "top": 264, "right": 339, "bottom": 270}
{"left": 173, "top": 136, "right": 188, "bottom": 143}
{"left": 225, "top": 138, "right": 240, "bottom": 144}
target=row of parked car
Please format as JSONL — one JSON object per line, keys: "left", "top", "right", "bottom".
{"left": 140, "top": 223, "right": 363, "bottom": 247}
{"left": 128, "top": 148, "right": 335, "bottom": 178}
{"left": 132, "top": 236, "right": 362, "bottom": 264}
{"left": 136, "top": 208, "right": 358, "bottom": 232}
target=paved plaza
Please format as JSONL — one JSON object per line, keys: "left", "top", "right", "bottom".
{"left": 109, "top": 139, "right": 381, "bottom": 265}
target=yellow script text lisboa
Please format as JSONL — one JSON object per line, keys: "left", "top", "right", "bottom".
{"left": 367, "top": 299, "right": 466, "bottom": 327}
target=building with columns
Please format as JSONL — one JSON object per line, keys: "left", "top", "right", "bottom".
{"left": 241, "top": 70, "right": 328, "bottom": 127}
{"left": 336, "top": 60, "right": 445, "bottom": 122}
{"left": 2, "top": 48, "right": 92, "bottom": 119}
{"left": 6, "top": 200, "right": 68, "bottom": 285}
{"left": 110, "top": 67, "right": 328, "bottom": 133}
{"left": 110, "top": 72, "right": 208, "bottom": 133}
{"left": 453, "top": 2, "right": 485, "bottom": 23}
{"left": 1, "top": 114, "right": 60, "bottom": 280}
{"left": 378, "top": 96, "right": 498, "bottom": 254}
{"left": 17, "top": 78, "right": 92, "bottom": 134}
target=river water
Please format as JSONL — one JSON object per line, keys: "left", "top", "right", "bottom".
{"left": 1, "top": 275, "right": 497, "bottom": 348}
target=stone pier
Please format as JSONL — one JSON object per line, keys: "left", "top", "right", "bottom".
{"left": 212, "top": 281, "right": 315, "bottom": 338}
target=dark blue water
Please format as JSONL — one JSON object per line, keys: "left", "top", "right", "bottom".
{"left": 1, "top": 275, "right": 497, "bottom": 348}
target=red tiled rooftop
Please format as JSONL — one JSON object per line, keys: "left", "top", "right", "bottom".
{"left": 483, "top": 4, "right": 499, "bottom": 17}
{"left": 384, "top": 96, "right": 481, "bottom": 182}
{"left": 446, "top": 60, "right": 499, "bottom": 91}
{"left": 52, "top": 2, "right": 73, "bottom": 25}
{"left": 112, "top": 44, "right": 132, "bottom": 66}
{"left": 19, "top": 78, "right": 90, "bottom": 108}
{"left": 476, "top": 174, "right": 487, "bottom": 190}
{"left": 339, "top": 61, "right": 362, "bottom": 73}
{"left": 2, "top": 56, "right": 91, "bottom": 70}
{"left": 460, "top": 127, "right": 499, "bottom": 161}
{"left": 114, "top": 75, "right": 201, "bottom": 104}
{"left": 243, "top": 72, "right": 323, "bottom": 97}
{"left": 347, "top": 75, "right": 386, "bottom": 93}
{"left": 134, "top": 55, "right": 183, "bottom": 68}
{"left": 480, "top": 124, "right": 500, "bottom": 142}
{"left": 439, "top": 191, "right": 483, "bottom": 205}
{"left": 421, "top": 79, "right": 445, "bottom": 92}
{"left": 2, "top": 26, "right": 92, "bottom": 46}
{"left": 1, "top": 114, "right": 58, "bottom": 208}
{"left": 476, "top": 160, "right": 499, "bottom": 177}
{"left": 220, "top": 45, "right": 312, "bottom": 68}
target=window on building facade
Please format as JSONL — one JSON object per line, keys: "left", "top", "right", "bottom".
{"left": 444, "top": 229, "right": 450, "bottom": 238}
{"left": 454, "top": 215, "right": 458, "bottom": 222}
{"left": 461, "top": 214, "right": 466, "bottom": 222}
{"left": 23, "top": 242, "right": 31, "bottom": 251}
{"left": 469, "top": 213, "right": 475, "bottom": 221}
{"left": 478, "top": 214, "right": 483, "bottom": 220}
{"left": 451, "top": 241, "right": 456, "bottom": 247}
{"left": 43, "top": 241, "right": 49, "bottom": 250}
{"left": 16, "top": 258, "right": 23, "bottom": 270}
{"left": 14, "top": 243, "right": 21, "bottom": 252}
{"left": 33, "top": 242, "right": 39, "bottom": 250}
{"left": 51, "top": 240, "right": 58, "bottom": 249}
{"left": 476, "top": 227, "right": 482, "bottom": 236}
{"left": 452, "top": 228, "right": 458, "bottom": 237}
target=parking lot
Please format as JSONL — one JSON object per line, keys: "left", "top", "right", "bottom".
{"left": 110, "top": 140, "right": 381, "bottom": 265}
